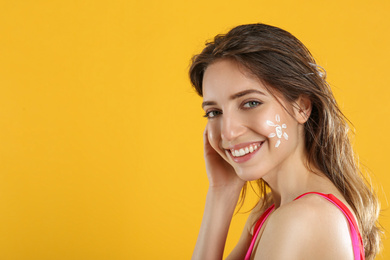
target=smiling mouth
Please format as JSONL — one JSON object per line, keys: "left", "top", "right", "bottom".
{"left": 227, "top": 141, "right": 264, "bottom": 162}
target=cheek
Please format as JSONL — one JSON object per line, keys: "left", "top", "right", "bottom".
{"left": 254, "top": 112, "right": 291, "bottom": 148}
{"left": 250, "top": 110, "right": 279, "bottom": 134}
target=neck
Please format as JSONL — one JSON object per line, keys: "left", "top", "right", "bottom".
{"left": 262, "top": 146, "right": 329, "bottom": 208}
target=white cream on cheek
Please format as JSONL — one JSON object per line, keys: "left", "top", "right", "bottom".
{"left": 267, "top": 114, "right": 288, "bottom": 148}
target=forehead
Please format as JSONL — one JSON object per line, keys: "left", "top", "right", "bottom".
{"left": 202, "top": 59, "right": 294, "bottom": 112}
{"left": 202, "top": 59, "right": 269, "bottom": 99}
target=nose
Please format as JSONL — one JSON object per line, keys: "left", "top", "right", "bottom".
{"left": 220, "top": 114, "right": 246, "bottom": 142}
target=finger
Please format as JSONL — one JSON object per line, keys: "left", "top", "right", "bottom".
{"left": 203, "top": 125, "right": 216, "bottom": 156}
{"left": 203, "top": 124, "right": 210, "bottom": 146}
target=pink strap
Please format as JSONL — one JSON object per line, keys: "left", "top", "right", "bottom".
{"left": 244, "top": 204, "right": 275, "bottom": 260}
{"left": 245, "top": 192, "right": 364, "bottom": 260}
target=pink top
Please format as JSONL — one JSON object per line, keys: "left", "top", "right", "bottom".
{"left": 244, "top": 192, "right": 365, "bottom": 260}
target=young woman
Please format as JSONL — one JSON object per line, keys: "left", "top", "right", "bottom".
{"left": 189, "top": 23, "right": 381, "bottom": 260}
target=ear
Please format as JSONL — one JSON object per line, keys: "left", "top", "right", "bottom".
{"left": 293, "top": 95, "right": 312, "bottom": 124}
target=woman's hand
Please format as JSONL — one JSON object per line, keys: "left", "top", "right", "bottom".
{"left": 192, "top": 126, "right": 246, "bottom": 260}
{"left": 203, "top": 126, "right": 246, "bottom": 190}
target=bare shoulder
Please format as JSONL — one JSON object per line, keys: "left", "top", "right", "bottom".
{"left": 253, "top": 194, "right": 355, "bottom": 260}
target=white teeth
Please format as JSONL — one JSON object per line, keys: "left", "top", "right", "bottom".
{"left": 230, "top": 143, "right": 262, "bottom": 157}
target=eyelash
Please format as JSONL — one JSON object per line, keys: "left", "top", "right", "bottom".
{"left": 242, "top": 100, "right": 262, "bottom": 108}
{"left": 203, "top": 110, "right": 221, "bottom": 119}
{"left": 203, "top": 100, "right": 262, "bottom": 119}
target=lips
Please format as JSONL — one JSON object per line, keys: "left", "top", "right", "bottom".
{"left": 226, "top": 141, "right": 264, "bottom": 163}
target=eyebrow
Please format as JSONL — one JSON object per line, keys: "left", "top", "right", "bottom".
{"left": 202, "top": 89, "right": 266, "bottom": 108}
{"left": 230, "top": 89, "right": 266, "bottom": 99}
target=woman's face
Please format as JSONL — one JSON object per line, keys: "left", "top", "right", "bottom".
{"left": 202, "top": 59, "right": 304, "bottom": 181}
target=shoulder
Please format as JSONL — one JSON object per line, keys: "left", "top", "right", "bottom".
{"left": 254, "top": 194, "right": 355, "bottom": 260}
{"left": 271, "top": 194, "right": 350, "bottom": 232}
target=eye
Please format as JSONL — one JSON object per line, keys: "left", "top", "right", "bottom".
{"left": 243, "top": 100, "right": 261, "bottom": 108}
{"left": 203, "top": 110, "right": 222, "bottom": 119}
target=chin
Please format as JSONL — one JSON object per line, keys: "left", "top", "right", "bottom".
{"left": 234, "top": 168, "right": 265, "bottom": 182}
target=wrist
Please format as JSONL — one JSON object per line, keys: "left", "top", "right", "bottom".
{"left": 208, "top": 180, "right": 245, "bottom": 193}
{"left": 207, "top": 183, "right": 244, "bottom": 203}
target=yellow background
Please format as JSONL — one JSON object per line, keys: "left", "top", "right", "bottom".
{"left": 0, "top": 0, "right": 389, "bottom": 259}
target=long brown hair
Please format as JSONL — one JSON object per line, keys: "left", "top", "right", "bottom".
{"left": 189, "top": 23, "right": 381, "bottom": 259}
